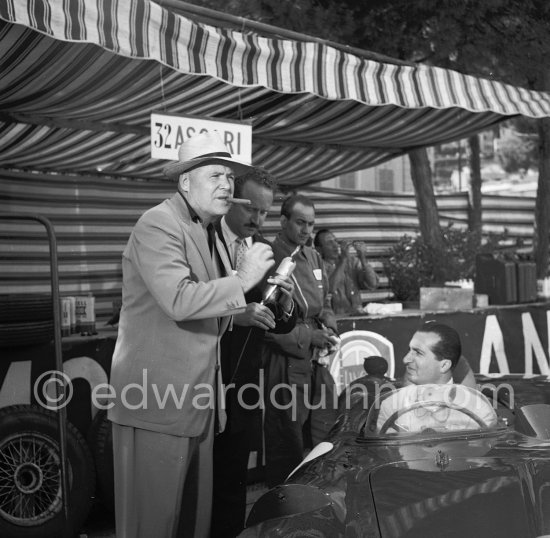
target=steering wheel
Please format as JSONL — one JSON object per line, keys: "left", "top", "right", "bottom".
{"left": 379, "top": 400, "right": 489, "bottom": 435}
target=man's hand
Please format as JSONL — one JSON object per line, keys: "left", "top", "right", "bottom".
{"left": 236, "top": 243, "right": 275, "bottom": 292}
{"left": 310, "top": 328, "right": 335, "bottom": 348}
{"left": 266, "top": 274, "right": 295, "bottom": 312}
{"left": 353, "top": 240, "right": 378, "bottom": 289}
{"left": 353, "top": 241, "right": 369, "bottom": 257}
{"left": 234, "top": 302, "right": 276, "bottom": 330}
{"left": 338, "top": 241, "right": 353, "bottom": 262}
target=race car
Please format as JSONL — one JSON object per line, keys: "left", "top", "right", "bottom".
{"left": 239, "top": 374, "right": 550, "bottom": 538}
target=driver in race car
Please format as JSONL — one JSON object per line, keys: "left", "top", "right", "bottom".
{"left": 376, "top": 322, "right": 497, "bottom": 433}
{"left": 402, "top": 322, "right": 460, "bottom": 386}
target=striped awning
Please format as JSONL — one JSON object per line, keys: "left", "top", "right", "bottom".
{"left": 1, "top": 0, "right": 550, "bottom": 186}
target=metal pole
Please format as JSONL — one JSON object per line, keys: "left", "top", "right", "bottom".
{"left": 0, "top": 213, "right": 70, "bottom": 534}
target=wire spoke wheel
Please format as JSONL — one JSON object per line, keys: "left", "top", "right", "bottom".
{"left": 0, "top": 433, "right": 63, "bottom": 525}
{"left": 0, "top": 406, "right": 94, "bottom": 538}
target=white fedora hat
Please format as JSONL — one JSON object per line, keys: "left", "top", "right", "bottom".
{"left": 163, "top": 131, "right": 252, "bottom": 178}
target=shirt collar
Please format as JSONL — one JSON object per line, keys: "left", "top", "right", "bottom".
{"left": 275, "top": 233, "right": 305, "bottom": 256}
{"left": 221, "top": 216, "right": 251, "bottom": 247}
{"left": 178, "top": 189, "right": 202, "bottom": 223}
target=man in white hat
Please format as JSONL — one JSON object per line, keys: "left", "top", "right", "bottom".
{"left": 108, "top": 131, "right": 275, "bottom": 538}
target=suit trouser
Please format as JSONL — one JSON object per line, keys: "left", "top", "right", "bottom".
{"left": 211, "top": 426, "right": 251, "bottom": 538}
{"left": 264, "top": 368, "right": 313, "bottom": 488}
{"left": 112, "top": 419, "right": 214, "bottom": 538}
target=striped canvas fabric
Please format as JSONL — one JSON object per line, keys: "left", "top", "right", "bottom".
{"left": 0, "top": 170, "right": 536, "bottom": 323}
{"left": 0, "top": 0, "right": 548, "bottom": 114}
{"left": 0, "top": 0, "right": 550, "bottom": 185}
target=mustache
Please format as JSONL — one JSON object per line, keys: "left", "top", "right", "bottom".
{"left": 245, "top": 223, "right": 259, "bottom": 229}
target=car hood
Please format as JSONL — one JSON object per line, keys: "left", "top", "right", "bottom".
{"left": 241, "top": 483, "right": 345, "bottom": 538}
{"left": 369, "top": 455, "right": 550, "bottom": 538}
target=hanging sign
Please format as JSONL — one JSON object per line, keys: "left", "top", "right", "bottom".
{"left": 150, "top": 113, "right": 252, "bottom": 163}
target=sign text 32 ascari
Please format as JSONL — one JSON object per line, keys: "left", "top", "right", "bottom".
{"left": 150, "top": 113, "right": 252, "bottom": 163}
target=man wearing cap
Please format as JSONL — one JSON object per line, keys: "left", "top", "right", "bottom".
{"left": 108, "top": 131, "right": 275, "bottom": 538}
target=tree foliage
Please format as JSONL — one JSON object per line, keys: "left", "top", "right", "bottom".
{"left": 496, "top": 128, "right": 537, "bottom": 173}
{"left": 384, "top": 225, "right": 508, "bottom": 301}
{"left": 195, "top": 0, "right": 355, "bottom": 42}
{"left": 195, "top": 0, "right": 549, "bottom": 83}
{"left": 190, "top": 0, "right": 550, "bottom": 274}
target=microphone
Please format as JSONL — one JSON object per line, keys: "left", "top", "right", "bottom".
{"left": 261, "top": 246, "right": 300, "bottom": 311}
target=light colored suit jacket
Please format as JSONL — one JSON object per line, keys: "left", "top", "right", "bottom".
{"left": 108, "top": 193, "right": 246, "bottom": 437}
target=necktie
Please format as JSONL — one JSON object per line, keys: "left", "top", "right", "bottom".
{"left": 206, "top": 224, "right": 225, "bottom": 277}
{"left": 234, "top": 238, "right": 248, "bottom": 270}
{"left": 206, "top": 224, "right": 216, "bottom": 256}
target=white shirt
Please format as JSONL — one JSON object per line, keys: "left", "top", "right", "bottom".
{"left": 220, "top": 216, "right": 252, "bottom": 268}
{"left": 220, "top": 218, "right": 294, "bottom": 323}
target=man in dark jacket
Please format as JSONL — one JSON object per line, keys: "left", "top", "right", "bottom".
{"left": 211, "top": 167, "right": 296, "bottom": 538}
{"left": 262, "top": 194, "right": 339, "bottom": 488}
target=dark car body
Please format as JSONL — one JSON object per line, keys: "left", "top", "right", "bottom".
{"left": 240, "top": 374, "right": 550, "bottom": 538}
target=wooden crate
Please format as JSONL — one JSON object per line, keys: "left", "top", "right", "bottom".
{"left": 420, "top": 287, "right": 474, "bottom": 311}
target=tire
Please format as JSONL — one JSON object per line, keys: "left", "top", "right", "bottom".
{"left": 87, "top": 410, "right": 114, "bottom": 513}
{"left": 0, "top": 321, "right": 54, "bottom": 348}
{"left": 0, "top": 405, "right": 95, "bottom": 538}
{"left": 0, "top": 295, "right": 53, "bottom": 323}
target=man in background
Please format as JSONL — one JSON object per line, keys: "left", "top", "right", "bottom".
{"left": 314, "top": 228, "right": 378, "bottom": 315}
{"left": 262, "top": 194, "right": 338, "bottom": 487}
{"left": 212, "top": 167, "right": 296, "bottom": 538}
